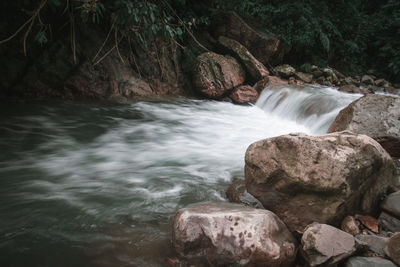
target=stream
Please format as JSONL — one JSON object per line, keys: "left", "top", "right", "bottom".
{"left": 0, "top": 85, "right": 360, "bottom": 266}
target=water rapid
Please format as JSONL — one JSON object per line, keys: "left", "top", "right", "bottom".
{"left": 0, "top": 86, "right": 360, "bottom": 266}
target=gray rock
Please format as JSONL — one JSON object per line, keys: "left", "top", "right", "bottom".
{"left": 245, "top": 131, "right": 399, "bottom": 232}
{"left": 361, "top": 75, "right": 375, "bottom": 85}
{"left": 173, "top": 202, "right": 298, "bottom": 266}
{"left": 301, "top": 223, "right": 357, "bottom": 266}
{"left": 345, "top": 256, "right": 397, "bottom": 267}
{"left": 226, "top": 180, "right": 264, "bottom": 209}
{"left": 328, "top": 95, "right": 400, "bottom": 159}
{"left": 355, "top": 234, "right": 389, "bottom": 255}
{"left": 379, "top": 212, "right": 400, "bottom": 232}
{"left": 381, "top": 191, "right": 400, "bottom": 219}
{"left": 275, "top": 64, "right": 296, "bottom": 78}
{"left": 294, "top": 72, "right": 313, "bottom": 83}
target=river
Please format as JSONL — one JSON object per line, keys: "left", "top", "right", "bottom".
{"left": 0, "top": 85, "right": 359, "bottom": 266}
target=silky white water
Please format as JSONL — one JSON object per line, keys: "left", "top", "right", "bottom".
{"left": 0, "top": 86, "right": 360, "bottom": 266}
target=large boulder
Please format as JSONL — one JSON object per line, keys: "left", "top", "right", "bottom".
{"left": 229, "top": 85, "right": 259, "bottom": 104}
{"left": 218, "top": 36, "right": 269, "bottom": 82}
{"left": 301, "top": 223, "right": 357, "bottom": 266}
{"left": 212, "top": 12, "right": 290, "bottom": 65}
{"left": 328, "top": 95, "right": 400, "bottom": 159}
{"left": 173, "top": 202, "right": 298, "bottom": 266}
{"left": 193, "top": 52, "right": 245, "bottom": 99}
{"left": 245, "top": 132, "right": 399, "bottom": 232}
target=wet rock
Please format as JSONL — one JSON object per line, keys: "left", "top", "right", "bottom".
{"left": 385, "top": 232, "right": 400, "bottom": 265}
{"left": 328, "top": 95, "right": 400, "bottom": 159}
{"left": 301, "top": 223, "right": 357, "bottom": 266}
{"left": 375, "top": 79, "right": 390, "bottom": 87}
{"left": 218, "top": 36, "right": 269, "bottom": 82}
{"left": 322, "top": 68, "right": 338, "bottom": 83}
{"left": 245, "top": 131, "right": 399, "bottom": 232}
{"left": 345, "top": 256, "right": 397, "bottom": 267}
{"left": 342, "top": 216, "right": 361, "bottom": 236}
{"left": 312, "top": 69, "right": 324, "bottom": 79}
{"left": 384, "top": 86, "right": 397, "bottom": 95}
{"left": 381, "top": 191, "right": 400, "bottom": 219}
{"left": 294, "top": 72, "right": 313, "bottom": 83}
{"left": 275, "top": 64, "right": 296, "bottom": 78}
{"left": 229, "top": 85, "right": 259, "bottom": 104}
{"left": 339, "top": 84, "right": 362, "bottom": 94}
{"left": 266, "top": 76, "right": 289, "bottom": 89}
{"left": 212, "top": 12, "right": 290, "bottom": 65}
{"left": 193, "top": 52, "right": 245, "bottom": 99}
{"left": 173, "top": 202, "right": 298, "bottom": 266}
{"left": 361, "top": 75, "right": 375, "bottom": 85}
{"left": 226, "top": 180, "right": 265, "bottom": 209}
{"left": 379, "top": 212, "right": 400, "bottom": 232}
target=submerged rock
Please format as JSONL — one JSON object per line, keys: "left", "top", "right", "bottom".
{"left": 328, "top": 95, "right": 400, "bottom": 159}
{"left": 193, "top": 52, "right": 245, "bottom": 99}
{"left": 245, "top": 131, "right": 399, "bottom": 231}
{"left": 218, "top": 36, "right": 269, "bottom": 82}
{"left": 345, "top": 256, "right": 397, "bottom": 267}
{"left": 173, "top": 202, "right": 298, "bottom": 266}
{"left": 301, "top": 223, "right": 357, "bottom": 266}
{"left": 229, "top": 85, "right": 259, "bottom": 104}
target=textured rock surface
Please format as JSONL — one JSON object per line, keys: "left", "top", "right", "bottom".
{"left": 301, "top": 223, "right": 357, "bottom": 266}
{"left": 218, "top": 36, "right": 269, "bottom": 82}
{"left": 339, "top": 84, "right": 363, "bottom": 94}
{"left": 212, "top": 12, "right": 290, "bottom": 65}
{"left": 381, "top": 191, "right": 400, "bottom": 219}
{"left": 345, "top": 256, "right": 397, "bottom": 267}
{"left": 328, "top": 95, "right": 400, "bottom": 159}
{"left": 379, "top": 212, "right": 400, "bottom": 232}
{"left": 245, "top": 131, "right": 399, "bottom": 231}
{"left": 275, "top": 64, "right": 296, "bottom": 78}
{"left": 355, "top": 234, "right": 388, "bottom": 255}
{"left": 294, "top": 71, "right": 313, "bottom": 83}
{"left": 385, "top": 232, "right": 400, "bottom": 265}
{"left": 193, "top": 52, "right": 245, "bottom": 99}
{"left": 229, "top": 85, "right": 259, "bottom": 104}
{"left": 342, "top": 216, "right": 361, "bottom": 236}
{"left": 173, "top": 202, "right": 298, "bottom": 266}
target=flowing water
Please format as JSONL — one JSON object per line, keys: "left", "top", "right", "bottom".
{"left": 0, "top": 85, "right": 360, "bottom": 266}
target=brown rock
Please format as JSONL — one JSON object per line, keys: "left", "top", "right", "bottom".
{"left": 255, "top": 76, "right": 270, "bottom": 92}
{"left": 212, "top": 12, "right": 290, "bottom": 65}
{"left": 229, "top": 85, "right": 259, "bottom": 104}
{"left": 173, "top": 202, "right": 298, "bottom": 266}
{"left": 385, "top": 232, "right": 400, "bottom": 265}
{"left": 301, "top": 223, "right": 357, "bottom": 266}
{"left": 356, "top": 215, "right": 379, "bottom": 233}
{"left": 218, "top": 36, "right": 269, "bottom": 82}
{"left": 245, "top": 132, "right": 399, "bottom": 232}
{"left": 294, "top": 71, "right": 313, "bottom": 83}
{"left": 226, "top": 179, "right": 264, "bottom": 209}
{"left": 193, "top": 52, "right": 245, "bottom": 99}
{"left": 328, "top": 95, "right": 400, "bottom": 159}
{"left": 342, "top": 216, "right": 361, "bottom": 236}
{"left": 267, "top": 76, "right": 289, "bottom": 89}
{"left": 339, "top": 85, "right": 362, "bottom": 94}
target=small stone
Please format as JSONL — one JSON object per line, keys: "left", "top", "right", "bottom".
{"left": 339, "top": 84, "right": 362, "bottom": 94}
{"left": 342, "top": 216, "right": 361, "bottom": 236}
{"left": 385, "top": 232, "right": 400, "bottom": 265}
{"left": 356, "top": 215, "right": 379, "bottom": 233}
{"left": 345, "top": 256, "right": 397, "bottom": 267}
{"left": 355, "top": 234, "right": 389, "bottom": 255}
{"left": 301, "top": 223, "right": 357, "bottom": 266}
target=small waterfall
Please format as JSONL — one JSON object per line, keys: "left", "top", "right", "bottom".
{"left": 256, "top": 85, "right": 361, "bottom": 134}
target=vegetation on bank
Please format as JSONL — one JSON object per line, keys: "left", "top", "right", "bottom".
{"left": 1, "top": 0, "right": 399, "bottom": 82}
